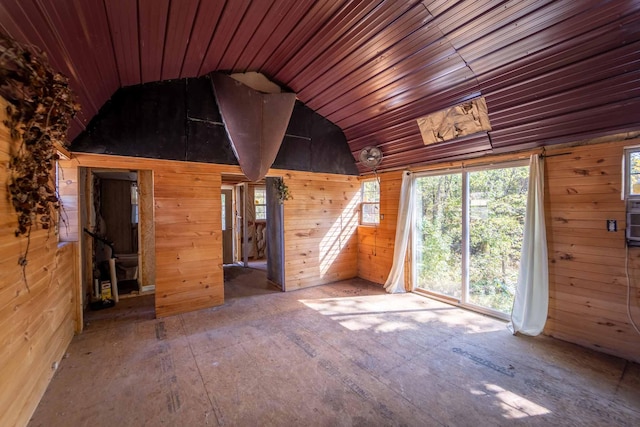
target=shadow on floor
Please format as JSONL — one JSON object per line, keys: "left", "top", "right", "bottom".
{"left": 84, "top": 266, "right": 278, "bottom": 330}
{"left": 224, "top": 265, "right": 281, "bottom": 299}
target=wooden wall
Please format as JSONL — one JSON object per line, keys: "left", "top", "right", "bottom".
{"left": 545, "top": 140, "right": 640, "bottom": 363}
{"left": 358, "top": 142, "right": 640, "bottom": 363}
{"left": 0, "top": 100, "right": 78, "bottom": 427}
{"left": 283, "top": 172, "right": 360, "bottom": 289}
{"left": 357, "top": 171, "right": 403, "bottom": 284}
{"left": 63, "top": 154, "right": 360, "bottom": 315}
{"left": 66, "top": 154, "right": 227, "bottom": 317}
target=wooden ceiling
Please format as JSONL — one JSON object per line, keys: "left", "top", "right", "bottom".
{"left": 2, "top": 0, "right": 639, "bottom": 173}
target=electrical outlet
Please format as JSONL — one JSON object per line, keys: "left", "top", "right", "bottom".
{"left": 606, "top": 219, "right": 617, "bottom": 232}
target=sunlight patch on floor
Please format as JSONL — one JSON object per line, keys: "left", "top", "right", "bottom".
{"left": 299, "top": 292, "right": 506, "bottom": 334}
{"left": 483, "top": 383, "right": 551, "bottom": 419}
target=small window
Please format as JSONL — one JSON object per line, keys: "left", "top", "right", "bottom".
{"left": 255, "top": 187, "right": 266, "bottom": 220}
{"left": 626, "top": 148, "right": 640, "bottom": 197}
{"left": 221, "top": 193, "right": 226, "bottom": 231}
{"left": 361, "top": 179, "right": 380, "bottom": 225}
{"left": 131, "top": 182, "right": 139, "bottom": 224}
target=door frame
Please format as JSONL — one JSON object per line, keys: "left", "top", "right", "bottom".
{"left": 79, "top": 167, "right": 155, "bottom": 309}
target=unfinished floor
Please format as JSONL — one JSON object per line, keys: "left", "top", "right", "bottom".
{"left": 30, "top": 267, "right": 640, "bottom": 426}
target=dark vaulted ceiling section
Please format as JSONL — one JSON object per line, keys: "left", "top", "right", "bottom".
{"left": 1, "top": 0, "right": 639, "bottom": 173}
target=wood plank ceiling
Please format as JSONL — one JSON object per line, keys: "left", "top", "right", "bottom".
{"left": 1, "top": 0, "right": 639, "bottom": 173}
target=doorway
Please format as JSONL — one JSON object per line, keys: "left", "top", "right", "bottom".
{"left": 79, "top": 168, "right": 155, "bottom": 315}
{"left": 221, "top": 175, "right": 285, "bottom": 294}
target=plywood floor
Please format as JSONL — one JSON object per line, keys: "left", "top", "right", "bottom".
{"left": 29, "top": 269, "right": 640, "bottom": 426}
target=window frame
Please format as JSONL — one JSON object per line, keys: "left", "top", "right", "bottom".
{"left": 624, "top": 147, "right": 640, "bottom": 199}
{"left": 254, "top": 187, "right": 267, "bottom": 221}
{"left": 411, "top": 159, "right": 529, "bottom": 320}
{"left": 360, "top": 178, "right": 380, "bottom": 225}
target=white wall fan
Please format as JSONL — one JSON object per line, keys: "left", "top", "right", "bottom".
{"left": 359, "top": 146, "right": 383, "bottom": 170}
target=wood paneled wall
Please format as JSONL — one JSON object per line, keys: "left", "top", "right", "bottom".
{"left": 0, "top": 100, "right": 77, "bottom": 427}
{"left": 358, "top": 142, "right": 640, "bottom": 362}
{"left": 357, "top": 171, "right": 403, "bottom": 284}
{"left": 545, "top": 140, "right": 640, "bottom": 363}
{"left": 283, "top": 172, "right": 360, "bottom": 289}
{"left": 63, "top": 154, "right": 360, "bottom": 315}
{"left": 66, "top": 154, "right": 229, "bottom": 317}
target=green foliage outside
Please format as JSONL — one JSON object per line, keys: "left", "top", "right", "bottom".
{"left": 415, "top": 166, "right": 529, "bottom": 313}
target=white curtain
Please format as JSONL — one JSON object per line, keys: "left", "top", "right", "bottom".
{"left": 508, "top": 154, "right": 548, "bottom": 335}
{"left": 384, "top": 171, "right": 414, "bottom": 293}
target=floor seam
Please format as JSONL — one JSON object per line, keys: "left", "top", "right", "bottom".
{"left": 178, "top": 314, "right": 224, "bottom": 426}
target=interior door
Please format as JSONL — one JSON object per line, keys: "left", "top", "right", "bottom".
{"left": 265, "top": 177, "right": 285, "bottom": 290}
{"left": 222, "top": 189, "right": 233, "bottom": 264}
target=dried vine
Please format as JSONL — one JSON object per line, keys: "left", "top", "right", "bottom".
{"left": 0, "top": 33, "right": 79, "bottom": 282}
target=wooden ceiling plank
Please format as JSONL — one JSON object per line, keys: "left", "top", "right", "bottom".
{"left": 1, "top": 0, "right": 95, "bottom": 133}
{"left": 273, "top": 0, "right": 381, "bottom": 86}
{"left": 298, "top": 5, "right": 433, "bottom": 103}
{"left": 458, "top": 1, "right": 583, "bottom": 66}
{"left": 311, "top": 42, "right": 461, "bottom": 118}
{"left": 341, "top": 80, "right": 480, "bottom": 139}
{"left": 322, "top": 60, "right": 472, "bottom": 124}
{"left": 472, "top": 4, "right": 640, "bottom": 81}
{"left": 103, "top": 0, "right": 140, "bottom": 86}
{"left": 218, "top": 0, "right": 276, "bottom": 71}
{"left": 28, "top": 2, "right": 98, "bottom": 124}
{"left": 161, "top": 0, "right": 199, "bottom": 80}
{"left": 232, "top": 0, "right": 301, "bottom": 72}
{"left": 443, "top": 0, "right": 553, "bottom": 50}
{"left": 72, "top": 0, "right": 120, "bottom": 103}
{"left": 199, "top": 0, "right": 251, "bottom": 73}
{"left": 138, "top": 0, "right": 170, "bottom": 83}
{"left": 249, "top": 0, "right": 316, "bottom": 73}
{"left": 288, "top": 0, "right": 409, "bottom": 92}
{"left": 260, "top": 0, "right": 345, "bottom": 76}
{"left": 2, "top": 0, "right": 640, "bottom": 168}
{"left": 180, "top": 0, "right": 224, "bottom": 77}
{"left": 490, "top": 71, "right": 640, "bottom": 132}
{"left": 486, "top": 42, "right": 640, "bottom": 114}
{"left": 489, "top": 99, "right": 640, "bottom": 149}
{"left": 478, "top": 9, "right": 640, "bottom": 95}
{"left": 349, "top": 122, "right": 420, "bottom": 152}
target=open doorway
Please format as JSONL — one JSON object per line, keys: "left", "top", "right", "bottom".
{"left": 79, "top": 168, "right": 155, "bottom": 317}
{"left": 221, "top": 175, "right": 285, "bottom": 297}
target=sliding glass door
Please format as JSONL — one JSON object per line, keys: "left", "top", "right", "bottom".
{"left": 413, "top": 162, "right": 529, "bottom": 318}
{"left": 414, "top": 173, "right": 462, "bottom": 299}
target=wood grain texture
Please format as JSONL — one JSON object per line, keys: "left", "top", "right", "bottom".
{"left": 545, "top": 140, "right": 640, "bottom": 363}
{"left": 0, "top": 98, "right": 77, "bottom": 427}
{"left": 357, "top": 171, "right": 403, "bottom": 285}
{"left": 65, "top": 153, "right": 360, "bottom": 314}
{"left": 282, "top": 172, "right": 360, "bottom": 290}
{"left": 363, "top": 142, "right": 640, "bottom": 362}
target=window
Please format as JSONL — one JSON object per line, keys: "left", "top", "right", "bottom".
{"left": 361, "top": 179, "right": 380, "bottom": 224}
{"left": 221, "top": 193, "right": 226, "bottom": 231}
{"left": 413, "top": 162, "right": 529, "bottom": 318}
{"left": 254, "top": 187, "right": 266, "bottom": 220}
{"left": 130, "top": 182, "right": 139, "bottom": 224}
{"left": 625, "top": 148, "right": 640, "bottom": 197}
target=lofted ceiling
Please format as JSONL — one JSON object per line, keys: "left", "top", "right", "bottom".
{"left": 1, "top": 0, "right": 639, "bottom": 173}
